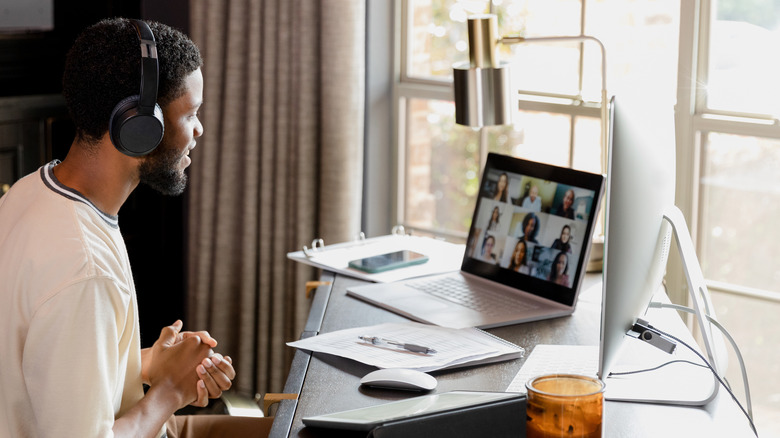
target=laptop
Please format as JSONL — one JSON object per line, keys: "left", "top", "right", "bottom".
{"left": 347, "top": 153, "right": 605, "bottom": 329}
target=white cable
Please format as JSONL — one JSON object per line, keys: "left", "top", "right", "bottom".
{"left": 640, "top": 319, "right": 757, "bottom": 436}
{"left": 647, "top": 301, "right": 753, "bottom": 420}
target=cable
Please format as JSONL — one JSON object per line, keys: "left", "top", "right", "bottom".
{"left": 607, "top": 359, "right": 707, "bottom": 377}
{"left": 639, "top": 321, "right": 758, "bottom": 437}
{"left": 648, "top": 301, "right": 753, "bottom": 419}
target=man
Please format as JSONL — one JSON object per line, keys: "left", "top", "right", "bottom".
{"left": 521, "top": 184, "right": 542, "bottom": 212}
{"left": 0, "top": 18, "right": 238, "bottom": 437}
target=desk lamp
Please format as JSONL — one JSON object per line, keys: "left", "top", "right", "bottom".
{"left": 452, "top": 14, "right": 609, "bottom": 174}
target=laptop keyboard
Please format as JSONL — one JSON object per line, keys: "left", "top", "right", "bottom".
{"left": 406, "top": 276, "right": 538, "bottom": 316}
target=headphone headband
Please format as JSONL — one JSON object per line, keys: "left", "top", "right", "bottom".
{"left": 130, "top": 19, "right": 159, "bottom": 114}
{"left": 108, "top": 19, "right": 165, "bottom": 157}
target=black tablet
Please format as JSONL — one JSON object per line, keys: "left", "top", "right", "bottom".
{"left": 302, "top": 391, "right": 522, "bottom": 431}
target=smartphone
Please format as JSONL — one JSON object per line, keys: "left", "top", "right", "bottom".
{"left": 348, "top": 250, "right": 429, "bottom": 273}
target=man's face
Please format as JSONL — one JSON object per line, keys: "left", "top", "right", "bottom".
{"left": 139, "top": 68, "right": 204, "bottom": 195}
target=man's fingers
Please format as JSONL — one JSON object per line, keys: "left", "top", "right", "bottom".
{"left": 158, "top": 320, "right": 184, "bottom": 347}
{"left": 210, "top": 354, "right": 236, "bottom": 381}
{"left": 195, "top": 331, "right": 217, "bottom": 348}
{"left": 193, "top": 380, "right": 208, "bottom": 407}
{"left": 181, "top": 330, "right": 217, "bottom": 348}
{"left": 198, "top": 360, "right": 229, "bottom": 398}
{"left": 205, "top": 357, "right": 232, "bottom": 391}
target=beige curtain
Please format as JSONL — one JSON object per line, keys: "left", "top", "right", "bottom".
{"left": 187, "top": 0, "right": 365, "bottom": 394}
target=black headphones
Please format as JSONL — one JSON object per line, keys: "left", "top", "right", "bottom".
{"left": 109, "top": 19, "right": 165, "bottom": 157}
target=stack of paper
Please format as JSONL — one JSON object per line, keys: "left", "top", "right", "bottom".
{"left": 287, "top": 322, "right": 524, "bottom": 373}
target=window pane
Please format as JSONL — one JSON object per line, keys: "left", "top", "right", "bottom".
{"left": 699, "top": 132, "right": 780, "bottom": 293}
{"left": 407, "top": 0, "right": 584, "bottom": 81}
{"left": 708, "top": 0, "right": 780, "bottom": 115}
{"left": 487, "top": 111, "right": 572, "bottom": 165}
{"left": 486, "top": 112, "right": 602, "bottom": 173}
{"left": 710, "top": 290, "right": 780, "bottom": 437}
{"left": 508, "top": 43, "right": 583, "bottom": 97}
{"left": 572, "top": 115, "right": 602, "bottom": 173}
{"left": 585, "top": 0, "right": 680, "bottom": 104}
{"left": 404, "top": 98, "right": 480, "bottom": 234}
{"left": 497, "top": 0, "right": 584, "bottom": 95}
{"left": 497, "top": 0, "right": 582, "bottom": 37}
{"left": 408, "top": 0, "right": 479, "bottom": 79}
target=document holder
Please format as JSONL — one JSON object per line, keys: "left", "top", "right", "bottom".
{"left": 367, "top": 394, "right": 526, "bottom": 438}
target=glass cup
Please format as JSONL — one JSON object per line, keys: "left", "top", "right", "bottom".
{"left": 525, "top": 374, "right": 605, "bottom": 438}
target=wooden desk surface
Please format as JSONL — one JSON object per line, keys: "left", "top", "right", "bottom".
{"left": 270, "top": 272, "right": 753, "bottom": 437}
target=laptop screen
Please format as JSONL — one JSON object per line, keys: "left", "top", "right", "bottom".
{"left": 463, "top": 153, "right": 605, "bottom": 306}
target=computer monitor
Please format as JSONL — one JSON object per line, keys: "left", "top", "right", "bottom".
{"left": 598, "top": 96, "right": 724, "bottom": 405}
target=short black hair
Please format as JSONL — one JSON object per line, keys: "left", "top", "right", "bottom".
{"left": 62, "top": 18, "right": 203, "bottom": 145}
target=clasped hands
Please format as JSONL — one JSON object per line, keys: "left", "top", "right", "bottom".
{"left": 142, "top": 320, "right": 236, "bottom": 409}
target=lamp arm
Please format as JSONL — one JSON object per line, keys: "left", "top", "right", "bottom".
{"left": 499, "top": 35, "right": 606, "bottom": 94}
{"left": 499, "top": 35, "right": 609, "bottom": 172}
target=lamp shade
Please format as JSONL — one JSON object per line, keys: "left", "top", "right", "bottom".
{"left": 453, "top": 15, "right": 513, "bottom": 127}
{"left": 453, "top": 61, "right": 513, "bottom": 127}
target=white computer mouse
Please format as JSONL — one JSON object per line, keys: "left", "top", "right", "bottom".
{"left": 360, "top": 368, "right": 438, "bottom": 392}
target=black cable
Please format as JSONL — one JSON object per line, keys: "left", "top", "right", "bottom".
{"left": 642, "top": 323, "right": 759, "bottom": 437}
{"left": 607, "top": 359, "right": 707, "bottom": 377}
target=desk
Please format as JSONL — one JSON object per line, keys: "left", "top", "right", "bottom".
{"left": 270, "top": 272, "right": 753, "bottom": 437}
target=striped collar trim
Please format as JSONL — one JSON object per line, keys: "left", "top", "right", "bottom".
{"left": 40, "top": 160, "right": 119, "bottom": 228}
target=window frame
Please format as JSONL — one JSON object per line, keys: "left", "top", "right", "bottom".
{"left": 672, "top": 0, "right": 780, "bottom": 303}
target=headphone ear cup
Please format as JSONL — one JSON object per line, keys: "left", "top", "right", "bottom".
{"left": 109, "top": 95, "right": 165, "bottom": 157}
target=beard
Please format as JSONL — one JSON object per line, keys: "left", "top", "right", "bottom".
{"left": 138, "top": 140, "right": 188, "bottom": 196}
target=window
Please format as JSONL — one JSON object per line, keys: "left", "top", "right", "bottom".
{"left": 394, "top": 0, "right": 779, "bottom": 434}
{"left": 397, "top": 0, "right": 679, "bottom": 238}
{"left": 675, "top": 1, "right": 780, "bottom": 434}
{"left": 689, "top": 1, "right": 780, "bottom": 294}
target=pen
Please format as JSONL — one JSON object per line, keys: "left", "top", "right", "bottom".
{"left": 358, "top": 336, "right": 437, "bottom": 355}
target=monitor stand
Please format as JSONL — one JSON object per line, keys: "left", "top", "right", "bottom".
{"left": 603, "top": 314, "right": 718, "bottom": 405}
{"left": 604, "top": 205, "right": 725, "bottom": 406}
